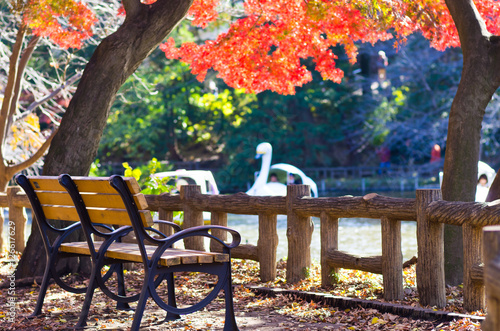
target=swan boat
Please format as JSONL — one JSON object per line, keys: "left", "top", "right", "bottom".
{"left": 246, "top": 142, "right": 319, "bottom": 197}
{"left": 153, "top": 169, "right": 219, "bottom": 195}
{"left": 439, "top": 161, "right": 496, "bottom": 202}
{"left": 153, "top": 169, "right": 219, "bottom": 223}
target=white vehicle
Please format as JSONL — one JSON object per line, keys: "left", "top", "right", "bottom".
{"left": 153, "top": 169, "right": 219, "bottom": 195}
{"left": 246, "top": 142, "right": 319, "bottom": 197}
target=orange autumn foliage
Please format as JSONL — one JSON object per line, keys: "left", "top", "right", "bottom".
{"left": 163, "top": 0, "right": 500, "bottom": 95}
{"left": 18, "top": 0, "right": 96, "bottom": 49}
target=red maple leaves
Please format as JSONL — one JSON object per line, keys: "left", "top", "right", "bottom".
{"left": 163, "top": 0, "right": 500, "bottom": 95}
{"left": 22, "top": 0, "right": 96, "bottom": 49}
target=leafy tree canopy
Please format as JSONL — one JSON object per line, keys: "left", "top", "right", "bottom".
{"left": 162, "top": 0, "right": 500, "bottom": 94}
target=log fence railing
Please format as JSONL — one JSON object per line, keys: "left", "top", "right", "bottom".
{"left": 3, "top": 184, "right": 500, "bottom": 315}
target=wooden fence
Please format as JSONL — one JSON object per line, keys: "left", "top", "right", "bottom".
{"left": 4, "top": 184, "right": 500, "bottom": 317}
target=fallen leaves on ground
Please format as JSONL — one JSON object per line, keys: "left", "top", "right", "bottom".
{"left": 0, "top": 253, "right": 484, "bottom": 330}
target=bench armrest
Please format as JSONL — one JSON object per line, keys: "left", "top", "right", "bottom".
{"left": 157, "top": 225, "right": 241, "bottom": 250}
{"left": 152, "top": 220, "right": 182, "bottom": 232}
{"left": 144, "top": 220, "right": 181, "bottom": 239}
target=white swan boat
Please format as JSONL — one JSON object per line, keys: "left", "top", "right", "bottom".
{"left": 439, "top": 161, "right": 496, "bottom": 202}
{"left": 246, "top": 142, "right": 318, "bottom": 197}
{"left": 153, "top": 169, "right": 219, "bottom": 195}
{"left": 153, "top": 169, "right": 219, "bottom": 223}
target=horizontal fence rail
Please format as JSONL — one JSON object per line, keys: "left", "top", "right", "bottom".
{"left": 3, "top": 184, "right": 500, "bottom": 316}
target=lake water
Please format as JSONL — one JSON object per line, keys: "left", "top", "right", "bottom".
{"left": 227, "top": 214, "right": 417, "bottom": 263}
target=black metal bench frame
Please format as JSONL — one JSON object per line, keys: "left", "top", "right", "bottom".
{"left": 18, "top": 173, "right": 241, "bottom": 330}
{"left": 16, "top": 174, "right": 136, "bottom": 317}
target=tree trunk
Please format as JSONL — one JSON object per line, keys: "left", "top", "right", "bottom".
{"left": 442, "top": 0, "right": 500, "bottom": 285}
{"left": 486, "top": 169, "right": 500, "bottom": 202}
{"left": 16, "top": 0, "right": 194, "bottom": 280}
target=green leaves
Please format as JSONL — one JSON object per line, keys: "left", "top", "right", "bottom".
{"left": 122, "top": 158, "right": 175, "bottom": 195}
{"left": 122, "top": 162, "right": 142, "bottom": 182}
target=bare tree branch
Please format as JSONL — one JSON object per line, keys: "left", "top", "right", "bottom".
{"left": 6, "top": 35, "right": 41, "bottom": 139}
{"left": 24, "top": 72, "right": 82, "bottom": 113}
{"left": 7, "top": 128, "right": 59, "bottom": 177}
{"left": 0, "top": 24, "right": 27, "bottom": 168}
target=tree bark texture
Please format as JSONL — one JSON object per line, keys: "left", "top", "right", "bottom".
{"left": 427, "top": 200, "right": 500, "bottom": 226}
{"left": 158, "top": 207, "right": 175, "bottom": 237}
{"left": 442, "top": 0, "right": 500, "bottom": 286}
{"left": 326, "top": 250, "right": 383, "bottom": 274}
{"left": 486, "top": 168, "right": 500, "bottom": 203}
{"left": 7, "top": 187, "right": 26, "bottom": 252}
{"left": 320, "top": 212, "right": 338, "bottom": 287}
{"left": 416, "top": 189, "right": 446, "bottom": 307}
{"left": 286, "top": 185, "right": 313, "bottom": 283}
{"left": 381, "top": 216, "right": 403, "bottom": 301}
{"left": 463, "top": 224, "right": 484, "bottom": 310}
{"left": 231, "top": 244, "right": 259, "bottom": 261}
{"left": 257, "top": 213, "right": 278, "bottom": 282}
{"left": 210, "top": 211, "right": 228, "bottom": 252}
{"left": 146, "top": 192, "right": 415, "bottom": 220}
{"left": 181, "top": 185, "right": 204, "bottom": 251}
{"left": 17, "top": 0, "right": 194, "bottom": 279}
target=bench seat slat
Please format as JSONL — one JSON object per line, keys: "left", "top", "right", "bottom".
{"left": 41, "top": 205, "right": 153, "bottom": 227}
{"left": 59, "top": 242, "right": 229, "bottom": 266}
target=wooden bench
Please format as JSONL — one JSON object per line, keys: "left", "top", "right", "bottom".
{"left": 16, "top": 174, "right": 241, "bottom": 331}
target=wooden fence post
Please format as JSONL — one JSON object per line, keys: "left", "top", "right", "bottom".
{"left": 320, "top": 211, "right": 338, "bottom": 287}
{"left": 416, "top": 189, "right": 446, "bottom": 307}
{"left": 286, "top": 185, "right": 313, "bottom": 283}
{"left": 381, "top": 216, "right": 403, "bottom": 300}
{"left": 7, "top": 187, "right": 27, "bottom": 253}
{"left": 0, "top": 207, "right": 3, "bottom": 251}
{"left": 257, "top": 213, "right": 278, "bottom": 282}
{"left": 180, "top": 185, "right": 204, "bottom": 251}
{"left": 482, "top": 225, "right": 500, "bottom": 331}
{"left": 463, "top": 223, "right": 484, "bottom": 310}
{"left": 158, "top": 206, "right": 175, "bottom": 237}
{"left": 210, "top": 211, "right": 228, "bottom": 252}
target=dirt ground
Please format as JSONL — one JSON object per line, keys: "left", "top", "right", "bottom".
{"left": 0, "top": 258, "right": 484, "bottom": 330}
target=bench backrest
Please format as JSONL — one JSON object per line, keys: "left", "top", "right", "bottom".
{"left": 21, "top": 176, "right": 153, "bottom": 227}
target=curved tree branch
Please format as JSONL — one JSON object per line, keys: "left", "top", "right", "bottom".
{"left": 24, "top": 71, "right": 82, "bottom": 113}
{"left": 444, "top": 0, "right": 490, "bottom": 55}
{"left": 123, "top": 0, "right": 142, "bottom": 19}
{"left": 6, "top": 35, "right": 41, "bottom": 140}
{"left": 0, "top": 24, "right": 27, "bottom": 165}
{"left": 7, "top": 128, "right": 59, "bottom": 178}
{"left": 44, "top": 0, "right": 194, "bottom": 175}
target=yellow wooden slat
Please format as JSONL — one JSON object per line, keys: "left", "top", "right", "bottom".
{"left": 28, "top": 177, "right": 65, "bottom": 192}
{"left": 59, "top": 242, "right": 228, "bottom": 267}
{"left": 36, "top": 191, "right": 74, "bottom": 206}
{"left": 36, "top": 191, "right": 148, "bottom": 210}
{"left": 71, "top": 177, "right": 141, "bottom": 194}
{"left": 177, "top": 249, "right": 230, "bottom": 263}
{"left": 41, "top": 205, "right": 80, "bottom": 222}
{"left": 28, "top": 176, "right": 141, "bottom": 195}
{"left": 41, "top": 205, "right": 153, "bottom": 226}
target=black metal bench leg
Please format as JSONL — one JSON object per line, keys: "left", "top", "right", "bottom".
{"left": 75, "top": 268, "right": 99, "bottom": 328}
{"left": 130, "top": 281, "right": 151, "bottom": 331}
{"left": 164, "top": 272, "right": 181, "bottom": 321}
{"left": 29, "top": 263, "right": 52, "bottom": 317}
{"left": 223, "top": 270, "right": 238, "bottom": 331}
{"left": 115, "top": 263, "right": 131, "bottom": 310}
